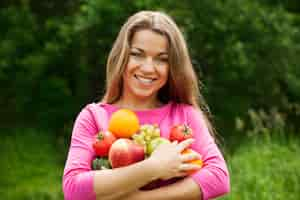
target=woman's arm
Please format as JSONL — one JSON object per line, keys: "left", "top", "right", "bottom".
{"left": 93, "top": 158, "right": 158, "bottom": 200}
{"left": 122, "top": 105, "right": 231, "bottom": 200}
{"left": 63, "top": 106, "right": 159, "bottom": 200}
{"left": 94, "top": 139, "right": 200, "bottom": 200}
{"left": 123, "top": 177, "right": 202, "bottom": 200}
{"left": 186, "top": 106, "right": 230, "bottom": 200}
{"left": 63, "top": 105, "right": 200, "bottom": 200}
{"left": 63, "top": 106, "right": 99, "bottom": 200}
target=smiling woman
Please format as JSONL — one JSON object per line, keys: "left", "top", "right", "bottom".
{"left": 63, "top": 11, "right": 230, "bottom": 200}
{"left": 120, "top": 29, "right": 169, "bottom": 109}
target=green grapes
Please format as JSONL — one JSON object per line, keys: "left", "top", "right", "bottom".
{"left": 132, "top": 124, "right": 161, "bottom": 156}
{"left": 132, "top": 133, "right": 146, "bottom": 146}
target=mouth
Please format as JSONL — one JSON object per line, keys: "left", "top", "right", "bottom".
{"left": 134, "top": 74, "right": 157, "bottom": 84}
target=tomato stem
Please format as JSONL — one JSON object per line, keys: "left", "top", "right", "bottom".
{"left": 97, "top": 131, "right": 104, "bottom": 140}
{"left": 183, "top": 124, "right": 190, "bottom": 135}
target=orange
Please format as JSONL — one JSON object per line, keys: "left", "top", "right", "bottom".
{"left": 182, "top": 149, "right": 203, "bottom": 174}
{"left": 108, "top": 109, "right": 140, "bottom": 138}
{"left": 189, "top": 159, "right": 203, "bottom": 166}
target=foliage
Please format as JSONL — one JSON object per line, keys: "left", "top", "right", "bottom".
{"left": 2, "top": 2, "right": 299, "bottom": 199}
{"left": 0, "top": 6, "right": 76, "bottom": 129}
{"left": 166, "top": 1, "right": 300, "bottom": 135}
{"left": 0, "top": 0, "right": 299, "bottom": 138}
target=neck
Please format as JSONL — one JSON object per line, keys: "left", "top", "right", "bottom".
{"left": 114, "top": 96, "right": 162, "bottom": 110}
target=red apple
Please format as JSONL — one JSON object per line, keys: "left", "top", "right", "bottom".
{"left": 109, "top": 138, "right": 145, "bottom": 168}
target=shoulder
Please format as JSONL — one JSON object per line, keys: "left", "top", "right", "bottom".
{"left": 74, "top": 102, "right": 109, "bottom": 131}
{"left": 169, "top": 101, "right": 198, "bottom": 116}
{"left": 169, "top": 101, "right": 205, "bottom": 123}
{"left": 84, "top": 102, "right": 107, "bottom": 113}
{"left": 76, "top": 102, "right": 105, "bottom": 118}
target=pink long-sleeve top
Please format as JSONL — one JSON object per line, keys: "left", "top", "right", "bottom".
{"left": 63, "top": 101, "right": 230, "bottom": 200}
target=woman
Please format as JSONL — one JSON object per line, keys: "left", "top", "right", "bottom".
{"left": 63, "top": 11, "right": 230, "bottom": 200}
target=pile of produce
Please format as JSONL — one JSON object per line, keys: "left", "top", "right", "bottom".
{"left": 91, "top": 109, "right": 203, "bottom": 186}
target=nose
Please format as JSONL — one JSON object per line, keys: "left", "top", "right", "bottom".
{"left": 140, "top": 57, "right": 156, "bottom": 72}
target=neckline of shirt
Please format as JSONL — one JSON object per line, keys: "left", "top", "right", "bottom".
{"left": 99, "top": 101, "right": 173, "bottom": 116}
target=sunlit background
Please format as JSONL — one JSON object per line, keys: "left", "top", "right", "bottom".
{"left": 1, "top": 0, "right": 300, "bottom": 199}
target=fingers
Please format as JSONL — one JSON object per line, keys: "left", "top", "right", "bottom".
{"left": 180, "top": 152, "right": 200, "bottom": 162}
{"left": 176, "top": 138, "right": 194, "bottom": 152}
{"left": 176, "top": 172, "right": 188, "bottom": 178}
{"left": 179, "top": 163, "right": 202, "bottom": 171}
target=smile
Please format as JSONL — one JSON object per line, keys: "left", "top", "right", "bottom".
{"left": 134, "top": 75, "right": 157, "bottom": 84}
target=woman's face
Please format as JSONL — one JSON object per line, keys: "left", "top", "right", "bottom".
{"left": 122, "top": 29, "right": 169, "bottom": 102}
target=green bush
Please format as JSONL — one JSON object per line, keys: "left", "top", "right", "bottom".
{"left": 0, "top": 6, "right": 77, "bottom": 129}
{"left": 167, "top": 0, "right": 300, "bottom": 134}
{"left": 1, "top": 1, "right": 299, "bottom": 137}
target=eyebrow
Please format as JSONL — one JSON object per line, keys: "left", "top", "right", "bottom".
{"left": 131, "top": 47, "right": 168, "bottom": 56}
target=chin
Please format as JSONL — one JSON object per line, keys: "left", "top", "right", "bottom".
{"left": 132, "top": 88, "right": 157, "bottom": 100}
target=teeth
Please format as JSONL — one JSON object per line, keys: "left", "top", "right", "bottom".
{"left": 135, "top": 75, "right": 155, "bottom": 84}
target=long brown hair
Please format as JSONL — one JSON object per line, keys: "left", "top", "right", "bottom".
{"left": 101, "top": 11, "right": 216, "bottom": 138}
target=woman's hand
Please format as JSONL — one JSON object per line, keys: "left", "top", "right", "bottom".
{"left": 148, "top": 138, "right": 201, "bottom": 180}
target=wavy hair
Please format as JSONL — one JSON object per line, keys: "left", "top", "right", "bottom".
{"left": 101, "top": 11, "right": 216, "bottom": 137}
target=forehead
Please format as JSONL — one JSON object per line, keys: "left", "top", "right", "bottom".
{"left": 130, "top": 29, "right": 168, "bottom": 54}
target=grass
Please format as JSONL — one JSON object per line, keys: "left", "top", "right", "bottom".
{"left": 0, "top": 128, "right": 64, "bottom": 200}
{"left": 221, "top": 132, "right": 300, "bottom": 200}
{"left": 1, "top": 128, "right": 299, "bottom": 199}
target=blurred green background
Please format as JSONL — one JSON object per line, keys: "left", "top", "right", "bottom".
{"left": 1, "top": 0, "right": 300, "bottom": 199}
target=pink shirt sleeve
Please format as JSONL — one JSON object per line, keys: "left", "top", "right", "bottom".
{"left": 62, "top": 105, "right": 99, "bottom": 200}
{"left": 186, "top": 106, "right": 230, "bottom": 200}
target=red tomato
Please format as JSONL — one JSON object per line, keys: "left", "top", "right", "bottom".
{"left": 169, "top": 124, "right": 193, "bottom": 142}
{"left": 93, "top": 131, "right": 116, "bottom": 157}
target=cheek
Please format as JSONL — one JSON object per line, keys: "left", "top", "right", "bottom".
{"left": 160, "top": 66, "right": 169, "bottom": 81}
{"left": 123, "top": 60, "right": 136, "bottom": 78}
{"left": 126, "top": 58, "right": 139, "bottom": 70}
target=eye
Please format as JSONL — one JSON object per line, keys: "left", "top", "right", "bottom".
{"left": 156, "top": 56, "right": 168, "bottom": 63}
{"left": 130, "top": 51, "right": 142, "bottom": 57}
{"left": 160, "top": 57, "right": 168, "bottom": 62}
